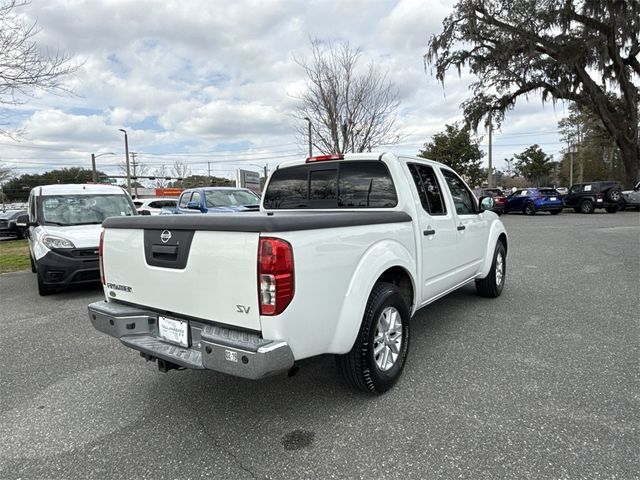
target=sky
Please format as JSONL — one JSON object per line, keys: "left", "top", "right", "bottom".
{"left": 1, "top": 0, "right": 571, "bottom": 183}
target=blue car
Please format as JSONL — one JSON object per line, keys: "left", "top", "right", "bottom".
{"left": 504, "top": 188, "right": 564, "bottom": 215}
{"left": 171, "top": 187, "right": 261, "bottom": 214}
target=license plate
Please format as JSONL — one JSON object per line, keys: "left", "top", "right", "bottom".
{"left": 550, "top": 197, "right": 557, "bottom": 201}
{"left": 158, "top": 316, "right": 189, "bottom": 347}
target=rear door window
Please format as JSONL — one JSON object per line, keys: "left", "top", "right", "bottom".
{"left": 264, "top": 161, "right": 397, "bottom": 209}
{"left": 408, "top": 163, "right": 446, "bottom": 215}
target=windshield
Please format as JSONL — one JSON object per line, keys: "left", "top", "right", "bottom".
{"left": 41, "top": 194, "right": 135, "bottom": 225}
{"left": 204, "top": 190, "right": 260, "bottom": 208}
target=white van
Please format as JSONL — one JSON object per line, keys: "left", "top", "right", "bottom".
{"left": 21, "top": 184, "right": 136, "bottom": 295}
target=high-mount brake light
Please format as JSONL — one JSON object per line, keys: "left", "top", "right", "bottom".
{"left": 258, "top": 237, "right": 294, "bottom": 316}
{"left": 99, "top": 230, "right": 105, "bottom": 285}
{"left": 306, "top": 154, "right": 344, "bottom": 163}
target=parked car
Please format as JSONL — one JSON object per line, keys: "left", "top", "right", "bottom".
{"left": 563, "top": 181, "right": 622, "bottom": 214}
{"left": 18, "top": 184, "right": 137, "bottom": 295}
{"left": 172, "top": 187, "right": 260, "bottom": 214}
{"left": 133, "top": 197, "right": 178, "bottom": 215}
{"left": 475, "top": 188, "right": 506, "bottom": 215}
{"left": 504, "top": 188, "right": 564, "bottom": 215}
{"left": 0, "top": 209, "right": 27, "bottom": 238}
{"left": 89, "top": 152, "right": 507, "bottom": 394}
{"left": 620, "top": 181, "right": 640, "bottom": 211}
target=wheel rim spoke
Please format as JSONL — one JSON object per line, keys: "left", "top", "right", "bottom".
{"left": 374, "top": 306, "right": 403, "bottom": 371}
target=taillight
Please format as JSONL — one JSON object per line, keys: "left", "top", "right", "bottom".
{"left": 99, "top": 230, "right": 105, "bottom": 285}
{"left": 258, "top": 237, "right": 294, "bottom": 316}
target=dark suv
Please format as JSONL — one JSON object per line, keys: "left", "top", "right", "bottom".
{"left": 564, "top": 181, "right": 623, "bottom": 214}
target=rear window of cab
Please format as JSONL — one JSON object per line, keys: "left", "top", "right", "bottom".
{"left": 263, "top": 161, "right": 397, "bottom": 209}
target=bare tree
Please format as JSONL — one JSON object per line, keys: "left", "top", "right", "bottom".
{"left": 0, "top": 0, "right": 78, "bottom": 136}
{"left": 150, "top": 165, "right": 169, "bottom": 188}
{"left": 294, "top": 39, "right": 401, "bottom": 155}
{"left": 172, "top": 161, "right": 191, "bottom": 180}
{"left": 0, "top": 163, "right": 12, "bottom": 183}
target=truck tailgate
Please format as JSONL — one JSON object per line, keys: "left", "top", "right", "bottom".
{"left": 102, "top": 228, "right": 261, "bottom": 331}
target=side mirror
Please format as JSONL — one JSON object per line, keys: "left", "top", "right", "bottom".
{"left": 187, "top": 201, "right": 201, "bottom": 210}
{"left": 479, "top": 196, "right": 494, "bottom": 212}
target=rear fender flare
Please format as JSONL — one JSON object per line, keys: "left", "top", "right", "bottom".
{"left": 329, "top": 239, "right": 417, "bottom": 354}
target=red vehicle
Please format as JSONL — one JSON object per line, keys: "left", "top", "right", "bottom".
{"left": 475, "top": 188, "right": 506, "bottom": 215}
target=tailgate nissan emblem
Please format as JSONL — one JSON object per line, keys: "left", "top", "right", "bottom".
{"left": 160, "top": 230, "right": 172, "bottom": 243}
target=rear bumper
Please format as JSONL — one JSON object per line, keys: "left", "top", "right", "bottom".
{"left": 88, "top": 301, "right": 294, "bottom": 379}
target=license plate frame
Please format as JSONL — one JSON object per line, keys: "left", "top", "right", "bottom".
{"left": 157, "top": 315, "right": 190, "bottom": 348}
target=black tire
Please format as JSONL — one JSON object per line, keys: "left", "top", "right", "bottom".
{"left": 605, "top": 206, "right": 618, "bottom": 213}
{"left": 336, "top": 282, "right": 410, "bottom": 394}
{"left": 475, "top": 241, "right": 506, "bottom": 298}
{"left": 618, "top": 200, "right": 626, "bottom": 211}
{"left": 30, "top": 254, "right": 36, "bottom": 273}
{"left": 523, "top": 203, "right": 535, "bottom": 215}
{"left": 580, "top": 199, "right": 594, "bottom": 214}
{"left": 573, "top": 207, "right": 581, "bottom": 213}
{"left": 604, "top": 187, "right": 621, "bottom": 203}
{"left": 550, "top": 209, "right": 561, "bottom": 215}
{"left": 37, "top": 275, "right": 53, "bottom": 296}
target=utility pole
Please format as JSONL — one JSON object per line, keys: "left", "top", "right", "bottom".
{"left": 118, "top": 129, "right": 132, "bottom": 196}
{"left": 487, "top": 113, "right": 493, "bottom": 188}
{"left": 304, "top": 117, "right": 312, "bottom": 157}
{"left": 91, "top": 153, "right": 97, "bottom": 183}
{"left": 130, "top": 152, "right": 138, "bottom": 198}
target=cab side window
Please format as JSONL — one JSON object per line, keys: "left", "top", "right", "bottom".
{"left": 441, "top": 169, "right": 476, "bottom": 215}
{"left": 408, "top": 163, "right": 446, "bottom": 215}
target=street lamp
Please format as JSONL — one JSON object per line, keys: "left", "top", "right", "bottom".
{"left": 91, "top": 152, "right": 115, "bottom": 183}
{"left": 303, "top": 117, "right": 312, "bottom": 157}
{"left": 118, "top": 128, "right": 132, "bottom": 195}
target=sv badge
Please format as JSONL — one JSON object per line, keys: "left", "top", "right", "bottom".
{"left": 236, "top": 305, "right": 250, "bottom": 314}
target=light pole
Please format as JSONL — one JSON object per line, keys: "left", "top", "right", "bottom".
{"left": 118, "top": 129, "right": 132, "bottom": 196}
{"left": 303, "top": 117, "right": 312, "bottom": 157}
{"left": 91, "top": 152, "right": 115, "bottom": 183}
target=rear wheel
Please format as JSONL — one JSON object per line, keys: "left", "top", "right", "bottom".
{"left": 336, "top": 282, "right": 410, "bottom": 394}
{"left": 580, "top": 199, "right": 594, "bottom": 214}
{"left": 475, "top": 241, "right": 506, "bottom": 298}
{"left": 523, "top": 203, "right": 535, "bottom": 215}
{"left": 604, "top": 187, "right": 621, "bottom": 203}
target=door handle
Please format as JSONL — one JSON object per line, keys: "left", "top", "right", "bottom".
{"left": 457, "top": 225, "right": 466, "bottom": 231}
{"left": 423, "top": 229, "right": 436, "bottom": 236}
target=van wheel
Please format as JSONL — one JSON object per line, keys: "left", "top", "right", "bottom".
{"left": 37, "top": 275, "right": 53, "bottom": 296}
{"left": 475, "top": 241, "right": 506, "bottom": 298}
{"left": 336, "top": 282, "right": 410, "bottom": 394}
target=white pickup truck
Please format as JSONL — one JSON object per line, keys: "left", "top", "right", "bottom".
{"left": 89, "top": 153, "right": 508, "bottom": 394}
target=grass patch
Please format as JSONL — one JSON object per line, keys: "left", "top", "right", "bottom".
{"left": 0, "top": 239, "right": 30, "bottom": 273}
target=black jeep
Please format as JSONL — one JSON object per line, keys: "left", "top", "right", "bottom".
{"left": 564, "top": 181, "right": 623, "bottom": 214}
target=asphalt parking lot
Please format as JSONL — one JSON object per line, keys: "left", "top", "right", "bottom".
{"left": 1, "top": 211, "right": 638, "bottom": 479}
